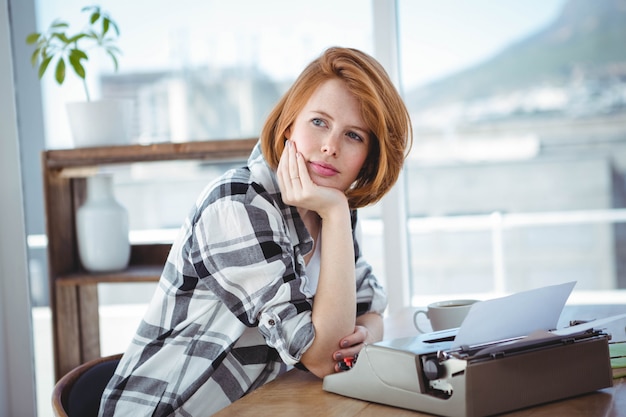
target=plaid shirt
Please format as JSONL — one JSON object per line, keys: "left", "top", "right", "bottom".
{"left": 99, "top": 142, "right": 387, "bottom": 416}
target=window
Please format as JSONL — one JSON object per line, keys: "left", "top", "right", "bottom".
{"left": 398, "top": 0, "right": 626, "bottom": 304}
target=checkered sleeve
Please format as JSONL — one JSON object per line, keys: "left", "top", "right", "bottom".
{"left": 189, "top": 192, "right": 314, "bottom": 365}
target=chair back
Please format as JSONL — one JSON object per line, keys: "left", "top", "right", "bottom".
{"left": 52, "top": 353, "right": 122, "bottom": 417}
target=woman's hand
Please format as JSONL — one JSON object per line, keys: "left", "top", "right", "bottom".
{"left": 277, "top": 140, "right": 347, "bottom": 218}
{"left": 332, "top": 325, "right": 373, "bottom": 372}
{"left": 332, "top": 312, "right": 384, "bottom": 372}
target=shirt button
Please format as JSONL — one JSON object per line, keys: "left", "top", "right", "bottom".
{"left": 268, "top": 319, "right": 276, "bottom": 326}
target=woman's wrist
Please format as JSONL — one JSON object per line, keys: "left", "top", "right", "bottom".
{"left": 317, "top": 199, "right": 350, "bottom": 224}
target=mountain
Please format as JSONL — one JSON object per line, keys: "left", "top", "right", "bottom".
{"left": 404, "top": 0, "right": 626, "bottom": 111}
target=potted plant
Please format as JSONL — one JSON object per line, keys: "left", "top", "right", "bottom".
{"left": 26, "top": 5, "right": 131, "bottom": 147}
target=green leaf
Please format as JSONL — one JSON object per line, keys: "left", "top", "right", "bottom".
{"left": 30, "top": 48, "right": 40, "bottom": 66}
{"left": 102, "top": 18, "right": 110, "bottom": 36}
{"left": 38, "top": 56, "right": 53, "bottom": 78}
{"left": 25, "top": 33, "right": 40, "bottom": 45}
{"left": 50, "top": 20, "right": 69, "bottom": 29}
{"left": 70, "top": 48, "right": 88, "bottom": 61}
{"left": 54, "top": 58, "right": 66, "bottom": 84}
{"left": 69, "top": 53, "right": 86, "bottom": 79}
{"left": 35, "top": 38, "right": 48, "bottom": 49}
{"left": 90, "top": 12, "right": 100, "bottom": 25}
{"left": 67, "top": 33, "right": 87, "bottom": 44}
{"left": 53, "top": 32, "right": 70, "bottom": 44}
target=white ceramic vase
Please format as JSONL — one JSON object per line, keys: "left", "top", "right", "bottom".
{"left": 76, "top": 174, "right": 131, "bottom": 272}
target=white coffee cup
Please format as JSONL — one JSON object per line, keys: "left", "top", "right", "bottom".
{"left": 413, "top": 299, "right": 479, "bottom": 333}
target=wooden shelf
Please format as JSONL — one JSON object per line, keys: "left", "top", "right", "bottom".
{"left": 55, "top": 265, "right": 163, "bottom": 286}
{"left": 42, "top": 139, "right": 256, "bottom": 380}
{"left": 45, "top": 138, "right": 258, "bottom": 169}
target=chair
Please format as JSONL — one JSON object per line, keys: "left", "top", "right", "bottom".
{"left": 52, "top": 353, "right": 123, "bottom": 417}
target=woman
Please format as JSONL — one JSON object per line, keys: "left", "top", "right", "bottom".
{"left": 99, "top": 46, "right": 412, "bottom": 416}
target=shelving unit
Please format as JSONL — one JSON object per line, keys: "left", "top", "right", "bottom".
{"left": 42, "top": 138, "right": 256, "bottom": 380}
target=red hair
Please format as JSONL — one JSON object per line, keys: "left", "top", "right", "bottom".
{"left": 261, "top": 47, "right": 412, "bottom": 208}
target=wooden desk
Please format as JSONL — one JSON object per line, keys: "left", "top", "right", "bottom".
{"left": 214, "top": 304, "right": 626, "bottom": 417}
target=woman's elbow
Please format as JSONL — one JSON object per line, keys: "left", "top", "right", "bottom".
{"left": 298, "top": 356, "right": 336, "bottom": 378}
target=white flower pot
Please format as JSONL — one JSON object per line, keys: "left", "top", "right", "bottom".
{"left": 66, "top": 99, "right": 132, "bottom": 148}
{"left": 76, "top": 174, "right": 131, "bottom": 272}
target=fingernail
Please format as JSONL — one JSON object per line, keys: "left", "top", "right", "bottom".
{"left": 334, "top": 352, "right": 343, "bottom": 360}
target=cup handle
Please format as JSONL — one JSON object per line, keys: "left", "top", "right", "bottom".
{"left": 413, "top": 309, "right": 430, "bottom": 333}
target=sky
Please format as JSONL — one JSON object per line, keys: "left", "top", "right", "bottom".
{"left": 397, "top": 0, "right": 565, "bottom": 88}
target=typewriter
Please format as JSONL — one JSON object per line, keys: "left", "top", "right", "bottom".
{"left": 324, "top": 283, "right": 620, "bottom": 417}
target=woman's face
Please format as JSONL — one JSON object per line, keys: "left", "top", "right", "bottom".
{"left": 286, "top": 78, "right": 370, "bottom": 192}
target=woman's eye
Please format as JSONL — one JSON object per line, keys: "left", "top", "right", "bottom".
{"left": 347, "top": 131, "right": 363, "bottom": 142}
{"left": 312, "top": 118, "right": 326, "bottom": 127}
